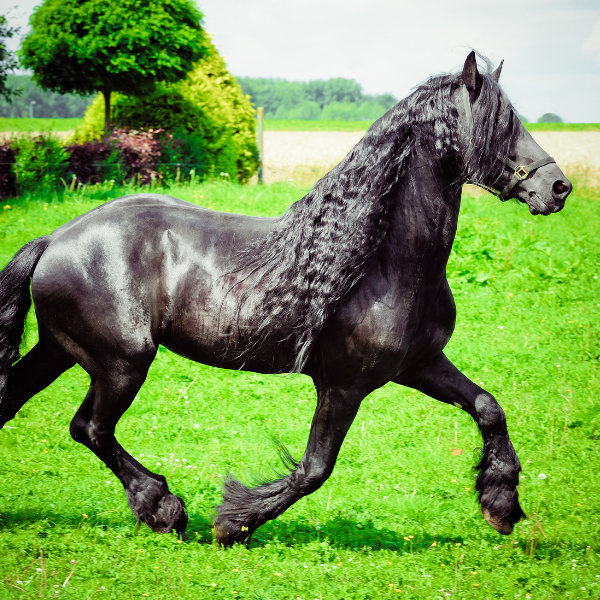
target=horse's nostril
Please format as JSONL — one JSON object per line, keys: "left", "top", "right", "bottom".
{"left": 553, "top": 180, "right": 569, "bottom": 196}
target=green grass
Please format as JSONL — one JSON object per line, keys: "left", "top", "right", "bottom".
{"left": 522, "top": 123, "right": 600, "bottom": 132}
{"left": 3, "top": 118, "right": 598, "bottom": 134}
{"left": 0, "top": 118, "right": 83, "bottom": 133}
{"left": 0, "top": 180, "right": 599, "bottom": 599}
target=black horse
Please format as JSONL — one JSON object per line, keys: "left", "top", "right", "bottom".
{"left": 0, "top": 52, "right": 571, "bottom": 545}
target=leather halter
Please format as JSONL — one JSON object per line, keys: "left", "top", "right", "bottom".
{"left": 461, "top": 85, "right": 556, "bottom": 201}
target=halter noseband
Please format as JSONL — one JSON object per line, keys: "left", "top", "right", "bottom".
{"left": 461, "top": 84, "right": 556, "bottom": 201}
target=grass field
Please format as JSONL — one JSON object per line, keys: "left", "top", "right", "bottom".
{"left": 1, "top": 117, "right": 599, "bottom": 134}
{"left": 0, "top": 119, "right": 83, "bottom": 133}
{"left": 0, "top": 179, "right": 599, "bottom": 599}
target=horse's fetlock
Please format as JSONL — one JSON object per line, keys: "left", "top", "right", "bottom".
{"left": 475, "top": 393, "right": 505, "bottom": 429}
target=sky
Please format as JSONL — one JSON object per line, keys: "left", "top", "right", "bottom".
{"left": 4, "top": 0, "right": 600, "bottom": 122}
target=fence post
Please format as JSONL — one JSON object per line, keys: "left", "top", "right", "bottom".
{"left": 257, "top": 106, "right": 264, "bottom": 184}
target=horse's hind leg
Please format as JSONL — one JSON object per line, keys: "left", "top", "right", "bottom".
{"left": 394, "top": 352, "right": 525, "bottom": 535}
{"left": 70, "top": 364, "right": 187, "bottom": 534}
{"left": 214, "top": 384, "right": 365, "bottom": 546}
{"left": 0, "top": 328, "right": 75, "bottom": 428}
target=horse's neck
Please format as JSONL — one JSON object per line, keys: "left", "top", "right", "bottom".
{"left": 385, "top": 151, "right": 462, "bottom": 273}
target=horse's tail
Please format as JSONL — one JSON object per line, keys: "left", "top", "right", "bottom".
{"left": 0, "top": 236, "right": 51, "bottom": 403}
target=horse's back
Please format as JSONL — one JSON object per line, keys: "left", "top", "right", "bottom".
{"left": 47, "top": 193, "right": 205, "bottom": 239}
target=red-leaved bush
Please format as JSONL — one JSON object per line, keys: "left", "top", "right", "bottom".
{"left": 66, "top": 140, "right": 115, "bottom": 185}
{"left": 0, "top": 127, "right": 208, "bottom": 198}
{"left": 109, "top": 128, "right": 163, "bottom": 185}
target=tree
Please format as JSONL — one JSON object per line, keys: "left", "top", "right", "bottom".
{"left": 76, "top": 33, "right": 258, "bottom": 183}
{"left": 19, "top": 0, "right": 207, "bottom": 132}
{"left": 537, "top": 112, "right": 563, "bottom": 123}
{"left": 0, "top": 15, "right": 20, "bottom": 104}
{"left": 305, "top": 78, "right": 363, "bottom": 107}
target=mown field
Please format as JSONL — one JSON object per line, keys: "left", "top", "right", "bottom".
{"left": 1, "top": 117, "right": 599, "bottom": 133}
{"left": 0, "top": 119, "right": 83, "bottom": 133}
{"left": 0, "top": 179, "right": 599, "bottom": 599}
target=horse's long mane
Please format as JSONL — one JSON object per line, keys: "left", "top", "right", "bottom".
{"left": 234, "top": 54, "right": 520, "bottom": 372}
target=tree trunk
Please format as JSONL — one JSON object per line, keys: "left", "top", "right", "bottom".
{"left": 102, "top": 88, "right": 112, "bottom": 135}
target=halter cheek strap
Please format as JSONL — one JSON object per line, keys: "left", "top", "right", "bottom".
{"left": 494, "top": 153, "right": 556, "bottom": 200}
{"left": 461, "top": 84, "right": 556, "bottom": 201}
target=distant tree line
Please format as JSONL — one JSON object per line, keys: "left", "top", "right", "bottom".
{"left": 0, "top": 74, "right": 93, "bottom": 118}
{"left": 237, "top": 77, "right": 398, "bottom": 121}
{"left": 537, "top": 112, "right": 563, "bottom": 123}
{"left": 517, "top": 112, "right": 563, "bottom": 124}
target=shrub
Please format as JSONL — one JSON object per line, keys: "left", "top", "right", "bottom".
{"left": 70, "top": 129, "right": 169, "bottom": 186}
{"left": 0, "top": 144, "right": 17, "bottom": 199}
{"left": 66, "top": 139, "right": 120, "bottom": 185}
{"left": 158, "top": 129, "right": 210, "bottom": 182}
{"left": 2, "top": 128, "right": 216, "bottom": 196}
{"left": 11, "top": 134, "right": 69, "bottom": 193}
{"left": 109, "top": 129, "right": 162, "bottom": 185}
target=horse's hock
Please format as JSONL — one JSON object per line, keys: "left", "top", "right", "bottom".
{"left": 263, "top": 130, "right": 600, "bottom": 186}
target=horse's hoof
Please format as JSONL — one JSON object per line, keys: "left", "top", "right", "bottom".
{"left": 131, "top": 492, "right": 187, "bottom": 534}
{"left": 482, "top": 509, "right": 513, "bottom": 535}
{"left": 214, "top": 519, "right": 251, "bottom": 547}
{"left": 150, "top": 493, "right": 188, "bottom": 534}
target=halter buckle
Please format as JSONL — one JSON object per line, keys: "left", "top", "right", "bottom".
{"left": 514, "top": 166, "right": 529, "bottom": 180}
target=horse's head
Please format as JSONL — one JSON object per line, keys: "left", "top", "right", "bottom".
{"left": 458, "top": 51, "right": 572, "bottom": 215}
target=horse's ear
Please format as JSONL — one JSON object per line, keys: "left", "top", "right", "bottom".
{"left": 462, "top": 51, "right": 478, "bottom": 92}
{"left": 491, "top": 60, "right": 504, "bottom": 83}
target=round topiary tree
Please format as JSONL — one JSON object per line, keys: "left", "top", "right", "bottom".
{"left": 78, "top": 33, "right": 258, "bottom": 183}
{"left": 19, "top": 0, "right": 207, "bottom": 131}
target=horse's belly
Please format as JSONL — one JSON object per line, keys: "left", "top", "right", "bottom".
{"left": 161, "top": 330, "right": 295, "bottom": 375}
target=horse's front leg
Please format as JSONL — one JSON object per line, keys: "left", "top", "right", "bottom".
{"left": 214, "top": 384, "right": 365, "bottom": 546}
{"left": 394, "top": 352, "right": 526, "bottom": 534}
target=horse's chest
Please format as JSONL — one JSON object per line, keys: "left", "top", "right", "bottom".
{"left": 319, "top": 273, "right": 455, "bottom": 382}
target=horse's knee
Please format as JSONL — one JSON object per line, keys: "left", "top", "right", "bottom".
{"left": 475, "top": 393, "right": 506, "bottom": 431}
